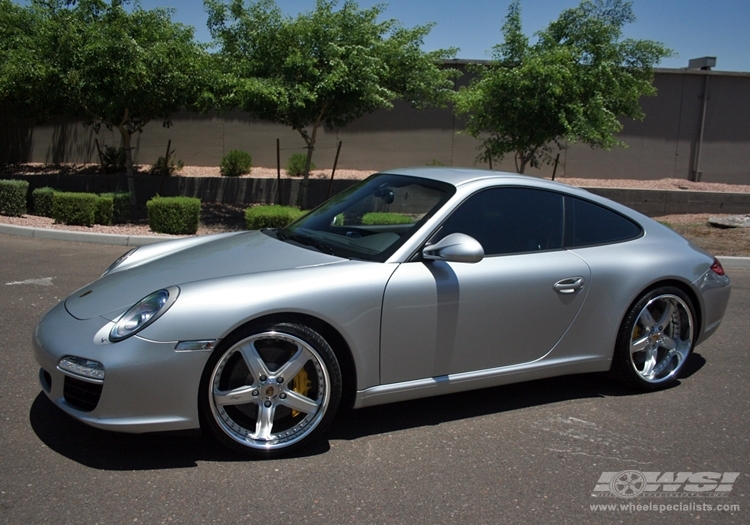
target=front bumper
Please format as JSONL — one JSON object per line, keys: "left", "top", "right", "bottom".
{"left": 33, "top": 301, "right": 211, "bottom": 433}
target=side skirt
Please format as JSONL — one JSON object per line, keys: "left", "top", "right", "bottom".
{"left": 353, "top": 356, "right": 610, "bottom": 409}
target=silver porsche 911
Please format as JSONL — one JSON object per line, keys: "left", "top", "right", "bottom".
{"left": 33, "top": 167, "right": 731, "bottom": 457}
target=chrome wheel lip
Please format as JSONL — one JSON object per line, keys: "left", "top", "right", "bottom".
{"left": 629, "top": 294, "right": 693, "bottom": 384}
{"left": 208, "top": 331, "right": 331, "bottom": 451}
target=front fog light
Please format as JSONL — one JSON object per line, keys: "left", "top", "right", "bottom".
{"left": 59, "top": 356, "right": 105, "bottom": 381}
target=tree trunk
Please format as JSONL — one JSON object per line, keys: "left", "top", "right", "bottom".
{"left": 298, "top": 122, "right": 320, "bottom": 210}
{"left": 119, "top": 128, "right": 137, "bottom": 220}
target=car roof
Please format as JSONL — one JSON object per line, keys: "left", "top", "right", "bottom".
{"left": 379, "top": 166, "right": 523, "bottom": 186}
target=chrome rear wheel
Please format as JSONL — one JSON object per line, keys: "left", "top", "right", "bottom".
{"left": 614, "top": 287, "right": 696, "bottom": 390}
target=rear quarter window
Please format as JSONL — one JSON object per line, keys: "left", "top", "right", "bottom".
{"left": 564, "top": 196, "right": 642, "bottom": 247}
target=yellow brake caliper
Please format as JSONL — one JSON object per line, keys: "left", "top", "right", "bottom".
{"left": 291, "top": 368, "right": 311, "bottom": 417}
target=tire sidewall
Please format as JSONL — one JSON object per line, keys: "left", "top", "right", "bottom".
{"left": 198, "top": 321, "right": 342, "bottom": 458}
{"left": 613, "top": 286, "right": 696, "bottom": 391}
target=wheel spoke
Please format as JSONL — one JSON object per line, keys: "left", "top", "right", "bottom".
{"left": 214, "top": 385, "right": 258, "bottom": 407}
{"left": 276, "top": 346, "right": 310, "bottom": 380}
{"left": 238, "top": 340, "right": 270, "bottom": 380}
{"left": 654, "top": 300, "right": 675, "bottom": 331}
{"left": 641, "top": 347, "right": 657, "bottom": 378}
{"left": 639, "top": 307, "right": 657, "bottom": 331}
{"left": 255, "top": 403, "right": 275, "bottom": 440}
{"left": 279, "top": 390, "right": 319, "bottom": 414}
{"left": 630, "top": 335, "right": 650, "bottom": 355}
{"left": 659, "top": 335, "right": 677, "bottom": 351}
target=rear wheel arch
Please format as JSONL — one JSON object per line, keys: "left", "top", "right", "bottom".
{"left": 612, "top": 282, "right": 698, "bottom": 390}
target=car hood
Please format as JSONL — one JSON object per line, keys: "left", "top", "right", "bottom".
{"left": 65, "top": 230, "right": 344, "bottom": 320}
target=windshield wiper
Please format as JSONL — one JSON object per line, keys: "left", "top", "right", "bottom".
{"left": 285, "top": 233, "right": 334, "bottom": 255}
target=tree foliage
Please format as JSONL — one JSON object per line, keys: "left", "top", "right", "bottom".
{"left": 205, "top": 0, "right": 457, "bottom": 207}
{"left": 454, "top": 0, "right": 672, "bottom": 173}
{"left": 0, "top": 0, "right": 210, "bottom": 211}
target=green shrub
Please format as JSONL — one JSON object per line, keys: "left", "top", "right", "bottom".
{"left": 245, "top": 205, "right": 305, "bottom": 230}
{"left": 94, "top": 194, "right": 114, "bottom": 225}
{"left": 286, "top": 153, "right": 315, "bottom": 177}
{"left": 101, "top": 145, "right": 127, "bottom": 173}
{"left": 32, "top": 187, "right": 57, "bottom": 217}
{"left": 220, "top": 149, "right": 253, "bottom": 177}
{"left": 147, "top": 196, "right": 201, "bottom": 235}
{"left": 0, "top": 179, "right": 29, "bottom": 216}
{"left": 362, "top": 212, "right": 414, "bottom": 225}
{"left": 102, "top": 192, "right": 131, "bottom": 224}
{"left": 149, "top": 155, "right": 184, "bottom": 177}
{"left": 52, "top": 192, "right": 98, "bottom": 226}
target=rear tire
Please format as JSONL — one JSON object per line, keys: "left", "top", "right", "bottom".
{"left": 612, "top": 287, "right": 696, "bottom": 391}
{"left": 199, "top": 322, "right": 342, "bottom": 458}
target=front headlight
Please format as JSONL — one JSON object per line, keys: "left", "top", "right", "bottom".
{"left": 110, "top": 287, "right": 179, "bottom": 342}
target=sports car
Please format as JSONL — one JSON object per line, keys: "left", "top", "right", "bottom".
{"left": 33, "top": 167, "right": 731, "bottom": 457}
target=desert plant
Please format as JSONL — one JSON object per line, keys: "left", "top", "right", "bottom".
{"left": 101, "top": 146, "right": 127, "bottom": 173}
{"left": 52, "top": 192, "right": 98, "bottom": 226}
{"left": 286, "top": 153, "right": 315, "bottom": 177}
{"left": 149, "top": 155, "right": 184, "bottom": 177}
{"left": 245, "top": 205, "right": 305, "bottom": 230}
{"left": 147, "top": 196, "right": 201, "bottom": 234}
{"left": 220, "top": 150, "right": 253, "bottom": 177}
{"left": 0, "top": 179, "right": 29, "bottom": 216}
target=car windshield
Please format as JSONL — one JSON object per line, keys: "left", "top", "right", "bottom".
{"left": 277, "top": 174, "right": 455, "bottom": 262}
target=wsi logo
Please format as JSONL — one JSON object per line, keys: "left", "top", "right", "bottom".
{"left": 592, "top": 471, "right": 740, "bottom": 498}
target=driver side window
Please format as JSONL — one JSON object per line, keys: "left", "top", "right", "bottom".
{"left": 436, "top": 188, "right": 564, "bottom": 256}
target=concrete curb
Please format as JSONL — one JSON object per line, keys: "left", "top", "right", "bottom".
{"left": 2, "top": 222, "right": 749, "bottom": 269}
{"left": 0, "top": 223, "right": 173, "bottom": 246}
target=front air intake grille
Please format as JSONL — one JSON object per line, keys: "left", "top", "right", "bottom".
{"left": 63, "top": 376, "right": 103, "bottom": 412}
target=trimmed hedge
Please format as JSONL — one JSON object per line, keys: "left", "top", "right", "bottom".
{"left": 52, "top": 192, "right": 98, "bottom": 226}
{"left": 245, "top": 205, "right": 305, "bottom": 230}
{"left": 362, "top": 212, "right": 414, "bottom": 225}
{"left": 147, "top": 196, "right": 201, "bottom": 235}
{"left": 32, "top": 187, "right": 57, "bottom": 217}
{"left": 0, "top": 179, "right": 29, "bottom": 217}
{"left": 95, "top": 194, "right": 114, "bottom": 226}
{"left": 100, "top": 192, "right": 130, "bottom": 224}
{"left": 220, "top": 149, "right": 253, "bottom": 177}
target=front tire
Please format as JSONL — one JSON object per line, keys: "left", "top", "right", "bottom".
{"left": 612, "top": 287, "right": 696, "bottom": 391}
{"left": 199, "top": 322, "right": 342, "bottom": 458}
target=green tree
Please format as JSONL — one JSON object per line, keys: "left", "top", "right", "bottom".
{"left": 454, "top": 0, "right": 671, "bottom": 173}
{"left": 205, "top": 0, "right": 456, "bottom": 207}
{"left": 0, "top": 0, "right": 210, "bottom": 212}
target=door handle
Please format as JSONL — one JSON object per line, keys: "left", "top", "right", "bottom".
{"left": 553, "top": 277, "right": 585, "bottom": 294}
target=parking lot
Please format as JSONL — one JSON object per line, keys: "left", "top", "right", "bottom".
{"left": 0, "top": 234, "right": 747, "bottom": 524}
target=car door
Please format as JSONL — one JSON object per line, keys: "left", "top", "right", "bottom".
{"left": 379, "top": 187, "right": 591, "bottom": 384}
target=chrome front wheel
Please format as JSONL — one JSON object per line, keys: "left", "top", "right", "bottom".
{"left": 200, "top": 323, "right": 341, "bottom": 457}
{"left": 614, "top": 287, "right": 696, "bottom": 390}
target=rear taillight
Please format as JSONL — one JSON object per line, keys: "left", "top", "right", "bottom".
{"left": 710, "top": 258, "right": 725, "bottom": 276}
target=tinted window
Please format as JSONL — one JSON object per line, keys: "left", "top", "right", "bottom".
{"left": 564, "top": 196, "right": 642, "bottom": 247}
{"left": 434, "top": 188, "right": 564, "bottom": 256}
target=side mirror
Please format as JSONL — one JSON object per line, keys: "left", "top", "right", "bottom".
{"left": 423, "top": 233, "right": 484, "bottom": 263}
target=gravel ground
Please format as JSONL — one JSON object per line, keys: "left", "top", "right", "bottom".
{"left": 2, "top": 164, "right": 749, "bottom": 253}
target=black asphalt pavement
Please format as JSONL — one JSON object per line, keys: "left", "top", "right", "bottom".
{"left": 1, "top": 234, "right": 747, "bottom": 525}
